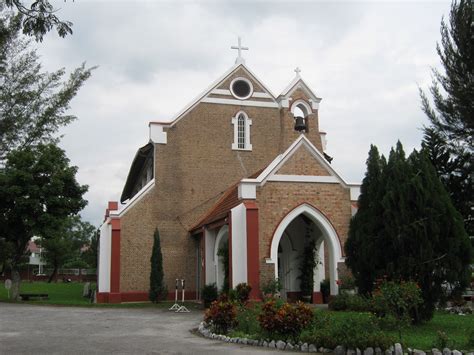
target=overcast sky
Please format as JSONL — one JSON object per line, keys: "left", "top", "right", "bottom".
{"left": 36, "top": 0, "right": 451, "bottom": 227}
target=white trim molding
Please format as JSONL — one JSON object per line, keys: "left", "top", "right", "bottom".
{"left": 149, "top": 123, "right": 167, "bottom": 144}
{"left": 268, "top": 175, "right": 339, "bottom": 183}
{"left": 267, "top": 203, "right": 343, "bottom": 296}
{"left": 210, "top": 88, "right": 272, "bottom": 99}
{"left": 291, "top": 99, "right": 312, "bottom": 117}
{"left": 230, "top": 77, "right": 254, "bottom": 100}
{"left": 202, "top": 97, "right": 279, "bottom": 108}
{"left": 238, "top": 181, "right": 257, "bottom": 199}
{"left": 111, "top": 179, "right": 155, "bottom": 218}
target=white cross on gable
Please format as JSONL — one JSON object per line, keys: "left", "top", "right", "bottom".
{"left": 231, "top": 37, "right": 249, "bottom": 64}
{"left": 294, "top": 67, "right": 301, "bottom": 76}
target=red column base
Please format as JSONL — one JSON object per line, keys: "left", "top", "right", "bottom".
{"left": 96, "top": 292, "right": 109, "bottom": 303}
{"left": 108, "top": 292, "right": 122, "bottom": 303}
{"left": 312, "top": 292, "right": 323, "bottom": 304}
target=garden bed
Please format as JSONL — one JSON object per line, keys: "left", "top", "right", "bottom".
{"left": 202, "top": 300, "right": 473, "bottom": 352}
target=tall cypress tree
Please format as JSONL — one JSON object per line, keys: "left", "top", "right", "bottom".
{"left": 346, "top": 141, "right": 472, "bottom": 321}
{"left": 345, "top": 145, "right": 386, "bottom": 294}
{"left": 149, "top": 229, "right": 167, "bottom": 303}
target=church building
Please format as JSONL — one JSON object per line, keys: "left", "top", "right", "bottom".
{"left": 97, "top": 39, "right": 361, "bottom": 303}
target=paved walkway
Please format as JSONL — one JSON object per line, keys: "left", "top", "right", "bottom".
{"left": 0, "top": 303, "right": 292, "bottom": 354}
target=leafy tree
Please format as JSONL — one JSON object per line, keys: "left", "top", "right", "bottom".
{"left": 82, "top": 228, "right": 99, "bottom": 269}
{"left": 40, "top": 215, "right": 95, "bottom": 282}
{"left": 0, "top": 143, "right": 87, "bottom": 299}
{"left": 4, "top": 0, "right": 73, "bottom": 41}
{"left": 149, "top": 228, "right": 167, "bottom": 303}
{"left": 346, "top": 142, "right": 472, "bottom": 322}
{"left": 419, "top": 0, "right": 473, "bottom": 149}
{"left": 422, "top": 128, "right": 473, "bottom": 238}
{"left": 0, "top": 10, "right": 94, "bottom": 161}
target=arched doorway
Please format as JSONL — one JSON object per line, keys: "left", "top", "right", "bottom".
{"left": 268, "top": 203, "right": 343, "bottom": 300}
{"left": 214, "top": 225, "right": 229, "bottom": 291}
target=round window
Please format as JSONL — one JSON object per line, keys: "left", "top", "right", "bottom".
{"left": 230, "top": 78, "right": 253, "bottom": 100}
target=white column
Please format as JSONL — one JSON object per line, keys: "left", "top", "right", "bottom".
{"left": 313, "top": 241, "right": 325, "bottom": 292}
{"left": 231, "top": 203, "right": 248, "bottom": 286}
{"left": 204, "top": 228, "right": 216, "bottom": 285}
{"left": 328, "top": 241, "right": 339, "bottom": 295}
{"left": 98, "top": 222, "right": 111, "bottom": 293}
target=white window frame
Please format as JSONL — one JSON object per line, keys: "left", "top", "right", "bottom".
{"left": 229, "top": 77, "right": 254, "bottom": 100}
{"left": 231, "top": 111, "right": 252, "bottom": 151}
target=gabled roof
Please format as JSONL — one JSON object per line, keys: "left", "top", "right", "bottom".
{"left": 149, "top": 63, "right": 277, "bottom": 128}
{"left": 189, "top": 183, "right": 239, "bottom": 232}
{"left": 189, "top": 135, "right": 361, "bottom": 233}
{"left": 278, "top": 74, "right": 322, "bottom": 102}
{"left": 189, "top": 168, "right": 264, "bottom": 233}
{"left": 242, "top": 134, "right": 347, "bottom": 187}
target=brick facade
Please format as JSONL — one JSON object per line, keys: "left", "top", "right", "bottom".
{"left": 99, "top": 62, "right": 356, "bottom": 303}
{"left": 256, "top": 181, "right": 352, "bottom": 288}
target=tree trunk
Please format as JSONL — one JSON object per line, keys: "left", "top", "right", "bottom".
{"left": 11, "top": 268, "right": 21, "bottom": 301}
{"left": 48, "top": 265, "right": 58, "bottom": 283}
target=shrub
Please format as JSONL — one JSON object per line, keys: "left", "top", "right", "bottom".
{"left": 300, "top": 312, "right": 395, "bottom": 350}
{"left": 433, "top": 330, "right": 455, "bottom": 349}
{"left": 233, "top": 304, "right": 261, "bottom": 336}
{"left": 339, "top": 274, "right": 356, "bottom": 291}
{"left": 372, "top": 281, "right": 423, "bottom": 340}
{"left": 235, "top": 283, "right": 252, "bottom": 304}
{"left": 204, "top": 299, "right": 237, "bottom": 335}
{"left": 257, "top": 299, "right": 313, "bottom": 341}
{"left": 201, "top": 283, "right": 218, "bottom": 308}
{"left": 328, "top": 293, "right": 370, "bottom": 312}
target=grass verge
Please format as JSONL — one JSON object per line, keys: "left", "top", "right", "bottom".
{"left": 0, "top": 281, "right": 202, "bottom": 310}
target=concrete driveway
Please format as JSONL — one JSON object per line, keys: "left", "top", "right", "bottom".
{"left": 0, "top": 303, "right": 292, "bottom": 354}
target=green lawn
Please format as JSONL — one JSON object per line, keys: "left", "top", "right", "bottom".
{"left": 0, "top": 281, "right": 202, "bottom": 310}
{"left": 229, "top": 304, "right": 473, "bottom": 351}
{"left": 326, "top": 310, "right": 474, "bottom": 351}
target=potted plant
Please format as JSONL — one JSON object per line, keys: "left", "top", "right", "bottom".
{"left": 298, "top": 239, "right": 318, "bottom": 303}
{"left": 261, "top": 278, "right": 282, "bottom": 299}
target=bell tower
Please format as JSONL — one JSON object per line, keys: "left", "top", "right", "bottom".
{"left": 277, "top": 68, "right": 325, "bottom": 154}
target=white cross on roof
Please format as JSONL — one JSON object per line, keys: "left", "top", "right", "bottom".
{"left": 231, "top": 36, "right": 249, "bottom": 64}
{"left": 294, "top": 67, "right": 301, "bottom": 76}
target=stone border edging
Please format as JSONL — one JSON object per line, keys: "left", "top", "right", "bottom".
{"left": 198, "top": 322, "right": 473, "bottom": 355}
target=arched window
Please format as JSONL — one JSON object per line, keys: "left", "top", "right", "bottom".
{"left": 231, "top": 111, "right": 252, "bottom": 151}
{"left": 237, "top": 114, "right": 245, "bottom": 149}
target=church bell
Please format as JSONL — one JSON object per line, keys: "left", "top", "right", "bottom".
{"left": 294, "top": 116, "right": 306, "bottom": 132}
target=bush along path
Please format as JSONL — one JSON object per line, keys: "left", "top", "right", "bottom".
{"left": 197, "top": 323, "right": 474, "bottom": 355}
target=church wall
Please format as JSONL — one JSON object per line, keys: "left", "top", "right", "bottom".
{"left": 255, "top": 181, "right": 352, "bottom": 288}
{"left": 119, "top": 190, "right": 157, "bottom": 292}
{"left": 120, "top": 101, "right": 283, "bottom": 295}
{"left": 276, "top": 147, "right": 331, "bottom": 176}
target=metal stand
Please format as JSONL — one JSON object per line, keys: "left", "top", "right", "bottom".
{"left": 176, "top": 279, "right": 190, "bottom": 313}
{"left": 169, "top": 279, "right": 180, "bottom": 311}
